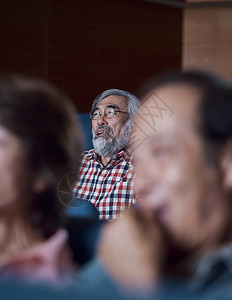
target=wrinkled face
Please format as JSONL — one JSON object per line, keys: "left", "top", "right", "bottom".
{"left": 133, "top": 84, "right": 228, "bottom": 252}
{"left": 92, "top": 95, "right": 130, "bottom": 157}
{"left": 0, "top": 126, "right": 32, "bottom": 211}
{"left": 92, "top": 95, "right": 129, "bottom": 140}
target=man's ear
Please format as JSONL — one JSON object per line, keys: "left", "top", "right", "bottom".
{"left": 221, "top": 140, "right": 232, "bottom": 189}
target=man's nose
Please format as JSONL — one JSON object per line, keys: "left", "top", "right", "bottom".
{"left": 97, "top": 113, "right": 108, "bottom": 125}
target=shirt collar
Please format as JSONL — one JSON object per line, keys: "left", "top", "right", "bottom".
{"left": 84, "top": 149, "right": 98, "bottom": 160}
{"left": 85, "top": 148, "right": 131, "bottom": 163}
{"left": 189, "top": 243, "right": 232, "bottom": 289}
{"left": 113, "top": 148, "right": 131, "bottom": 162}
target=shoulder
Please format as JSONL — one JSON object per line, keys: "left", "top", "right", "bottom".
{"left": 117, "top": 149, "right": 132, "bottom": 163}
{"left": 81, "top": 149, "right": 97, "bottom": 160}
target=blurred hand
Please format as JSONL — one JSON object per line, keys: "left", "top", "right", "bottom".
{"left": 97, "top": 208, "right": 167, "bottom": 291}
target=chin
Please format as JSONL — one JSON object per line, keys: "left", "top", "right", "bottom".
{"left": 93, "top": 136, "right": 109, "bottom": 143}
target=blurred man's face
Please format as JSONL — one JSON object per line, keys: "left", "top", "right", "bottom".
{"left": 133, "top": 84, "right": 228, "bottom": 252}
{"left": 0, "top": 125, "right": 32, "bottom": 210}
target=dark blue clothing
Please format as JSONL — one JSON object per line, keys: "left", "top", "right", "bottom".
{"left": 74, "top": 243, "right": 232, "bottom": 300}
{"left": 1, "top": 244, "right": 232, "bottom": 300}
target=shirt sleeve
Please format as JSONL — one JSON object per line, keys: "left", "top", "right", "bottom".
{"left": 74, "top": 258, "right": 158, "bottom": 300}
{"left": 75, "top": 258, "right": 121, "bottom": 296}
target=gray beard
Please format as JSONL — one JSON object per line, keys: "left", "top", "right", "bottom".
{"left": 92, "top": 120, "right": 131, "bottom": 157}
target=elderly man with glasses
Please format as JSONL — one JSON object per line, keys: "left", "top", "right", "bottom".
{"left": 73, "top": 89, "right": 140, "bottom": 220}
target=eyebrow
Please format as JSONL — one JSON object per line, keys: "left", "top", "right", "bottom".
{"left": 95, "top": 104, "right": 120, "bottom": 110}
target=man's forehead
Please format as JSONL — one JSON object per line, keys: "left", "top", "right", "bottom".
{"left": 96, "top": 95, "right": 128, "bottom": 109}
{"left": 143, "top": 84, "right": 200, "bottom": 120}
{"left": 131, "top": 84, "right": 201, "bottom": 144}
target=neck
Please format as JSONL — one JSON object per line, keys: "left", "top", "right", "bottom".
{"left": 0, "top": 209, "right": 43, "bottom": 264}
{"left": 99, "top": 148, "right": 124, "bottom": 166}
{"left": 100, "top": 155, "right": 112, "bottom": 166}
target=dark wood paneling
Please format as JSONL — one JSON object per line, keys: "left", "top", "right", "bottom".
{"left": 182, "top": 6, "right": 232, "bottom": 81}
{"left": 48, "top": 0, "right": 182, "bottom": 111}
{"left": 0, "top": 1, "right": 48, "bottom": 77}
{"left": 0, "top": 0, "right": 182, "bottom": 112}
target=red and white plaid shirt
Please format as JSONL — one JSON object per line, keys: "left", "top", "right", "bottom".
{"left": 72, "top": 149, "right": 135, "bottom": 220}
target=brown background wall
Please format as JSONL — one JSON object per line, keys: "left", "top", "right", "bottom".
{"left": 0, "top": 1, "right": 48, "bottom": 78}
{"left": 182, "top": 5, "right": 232, "bottom": 81}
{"left": 1, "top": 0, "right": 232, "bottom": 112}
{"left": 0, "top": 0, "right": 182, "bottom": 112}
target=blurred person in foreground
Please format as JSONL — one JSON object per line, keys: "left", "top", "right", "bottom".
{"left": 0, "top": 75, "right": 82, "bottom": 284}
{"left": 76, "top": 70, "right": 232, "bottom": 299}
{"left": 73, "top": 89, "right": 140, "bottom": 220}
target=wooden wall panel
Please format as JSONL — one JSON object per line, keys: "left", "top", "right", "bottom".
{"left": 1, "top": 1, "right": 232, "bottom": 113}
{"left": 0, "top": 1, "right": 48, "bottom": 77}
{"left": 0, "top": 1, "right": 182, "bottom": 112}
{"left": 48, "top": 0, "right": 182, "bottom": 112}
{"left": 182, "top": 6, "right": 232, "bottom": 81}
{"left": 185, "top": 0, "right": 232, "bottom": 3}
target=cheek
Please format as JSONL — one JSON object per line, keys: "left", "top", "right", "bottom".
{"left": 154, "top": 156, "right": 187, "bottom": 192}
{"left": 0, "top": 153, "right": 31, "bottom": 207}
{"left": 166, "top": 166, "right": 200, "bottom": 220}
{"left": 109, "top": 117, "right": 127, "bottom": 136}
{"left": 111, "top": 124, "right": 123, "bottom": 137}
{"left": 165, "top": 152, "right": 203, "bottom": 196}
{"left": 92, "top": 121, "right": 97, "bottom": 131}
{"left": 163, "top": 163, "right": 183, "bottom": 188}
{"left": 166, "top": 161, "right": 206, "bottom": 229}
